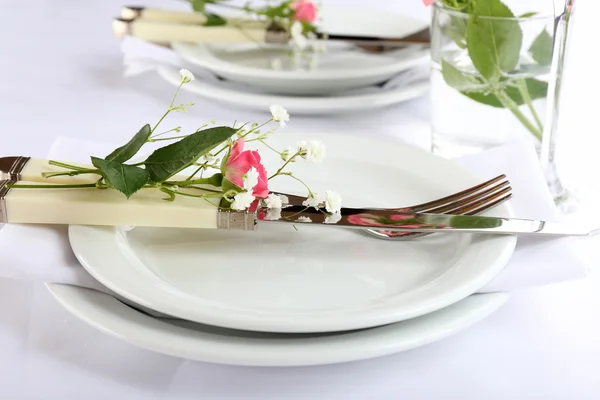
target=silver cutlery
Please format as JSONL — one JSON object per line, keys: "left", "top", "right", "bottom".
{"left": 273, "top": 174, "right": 512, "bottom": 240}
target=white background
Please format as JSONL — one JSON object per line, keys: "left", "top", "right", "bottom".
{"left": 2, "top": 0, "right": 600, "bottom": 398}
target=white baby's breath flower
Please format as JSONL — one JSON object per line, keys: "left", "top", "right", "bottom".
{"left": 297, "top": 140, "right": 326, "bottom": 163}
{"left": 290, "top": 21, "right": 308, "bottom": 50}
{"left": 324, "top": 190, "right": 342, "bottom": 214}
{"left": 204, "top": 153, "right": 215, "bottom": 162}
{"left": 306, "top": 140, "right": 326, "bottom": 163}
{"left": 179, "top": 69, "right": 195, "bottom": 83}
{"left": 278, "top": 194, "right": 289, "bottom": 205}
{"left": 265, "top": 207, "right": 282, "bottom": 221}
{"left": 231, "top": 191, "right": 255, "bottom": 211}
{"left": 270, "top": 58, "right": 283, "bottom": 70}
{"left": 324, "top": 212, "right": 342, "bottom": 224}
{"left": 264, "top": 193, "right": 283, "bottom": 209}
{"left": 302, "top": 193, "right": 323, "bottom": 210}
{"left": 243, "top": 167, "right": 259, "bottom": 191}
{"left": 297, "top": 216, "right": 312, "bottom": 223}
{"left": 269, "top": 104, "right": 290, "bottom": 127}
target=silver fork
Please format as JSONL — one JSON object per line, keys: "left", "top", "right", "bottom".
{"left": 274, "top": 174, "right": 512, "bottom": 240}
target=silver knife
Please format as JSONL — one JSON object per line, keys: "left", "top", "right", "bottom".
{"left": 219, "top": 204, "right": 597, "bottom": 238}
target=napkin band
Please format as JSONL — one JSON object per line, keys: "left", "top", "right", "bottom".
{"left": 0, "top": 157, "right": 30, "bottom": 223}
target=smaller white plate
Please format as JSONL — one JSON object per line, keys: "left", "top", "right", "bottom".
{"left": 171, "top": 5, "right": 430, "bottom": 95}
{"left": 47, "top": 283, "right": 510, "bottom": 367}
{"left": 157, "top": 65, "right": 430, "bottom": 115}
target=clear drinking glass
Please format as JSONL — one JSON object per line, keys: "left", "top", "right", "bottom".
{"left": 429, "top": 0, "right": 576, "bottom": 208}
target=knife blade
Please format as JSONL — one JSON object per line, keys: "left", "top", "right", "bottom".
{"left": 228, "top": 205, "right": 595, "bottom": 238}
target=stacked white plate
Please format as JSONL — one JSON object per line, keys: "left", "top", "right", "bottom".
{"left": 156, "top": 5, "right": 432, "bottom": 114}
{"left": 48, "top": 133, "right": 516, "bottom": 366}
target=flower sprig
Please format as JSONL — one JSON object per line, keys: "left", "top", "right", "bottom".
{"left": 10, "top": 69, "right": 341, "bottom": 220}
{"left": 188, "top": 0, "right": 325, "bottom": 69}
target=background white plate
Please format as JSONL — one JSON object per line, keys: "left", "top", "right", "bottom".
{"left": 171, "top": 5, "right": 430, "bottom": 95}
{"left": 46, "top": 283, "right": 510, "bottom": 367}
{"left": 157, "top": 65, "right": 430, "bottom": 115}
{"left": 68, "top": 134, "right": 516, "bottom": 333}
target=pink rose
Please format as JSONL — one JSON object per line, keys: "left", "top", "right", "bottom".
{"left": 291, "top": 1, "right": 317, "bottom": 23}
{"left": 223, "top": 138, "right": 269, "bottom": 198}
{"left": 422, "top": 0, "right": 435, "bottom": 6}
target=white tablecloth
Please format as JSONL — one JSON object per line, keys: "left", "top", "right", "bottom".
{"left": 2, "top": 0, "right": 600, "bottom": 398}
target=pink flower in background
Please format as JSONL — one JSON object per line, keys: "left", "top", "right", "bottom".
{"left": 223, "top": 139, "right": 269, "bottom": 198}
{"left": 422, "top": 0, "right": 435, "bottom": 6}
{"left": 291, "top": 1, "right": 317, "bottom": 23}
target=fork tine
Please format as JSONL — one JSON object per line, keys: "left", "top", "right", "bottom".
{"left": 370, "top": 182, "right": 513, "bottom": 240}
{"left": 464, "top": 192, "right": 513, "bottom": 215}
{"left": 408, "top": 174, "right": 507, "bottom": 212}
{"left": 426, "top": 182, "right": 511, "bottom": 214}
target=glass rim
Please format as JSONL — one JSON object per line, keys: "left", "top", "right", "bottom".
{"left": 432, "top": 2, "right": 556, "bottom": 21}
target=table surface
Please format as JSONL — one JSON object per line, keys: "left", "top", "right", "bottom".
{"left": 2, "top": 0, "right": 600, "bottom": 398}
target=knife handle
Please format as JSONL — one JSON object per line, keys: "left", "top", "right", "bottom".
{"left": 113, "top": 18, "right": 267, "bottom": 44}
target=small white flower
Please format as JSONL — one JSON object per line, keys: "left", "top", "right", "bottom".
{"left": 278, "top": 194, "right": 289, "bottom": 205}
{"left": 324, "top": 212, "right": 342, "bottom": 224}
{"left": 243, "top": 167, "right": 259, "bottom": 191}
{"left": 269, "top": 104, "right": 290, "bottom": 127}
{"left": 290, "top": 22, "right": 308, "bottom": 50}
{"left": 180, "top": 69, "right": 195, "bottom": 83}
{"left": 264, "top": 193, "right": 283, "bottom": 209}
{"left": 270, "top": 58, "right": 283, "bottom": 70}
{"left": 231, "top": 191, "right": 255, "bottom": 211}
{"left": 302, "top": 193, "right": 323, "bottom": 210}
{"left": 324, "top": 190, "right": 342, "bottom": 214}
{"left": 204, "top": 153, "right": 215, "bottom": 162}
{"left": 297, "top": 216, "right": 312, "bottom": 223}
{"left": 297, "top": 140, "right": 326, "bottom": 163}
{"left": 265, "top": 208, "right": 282, "bottom": 221}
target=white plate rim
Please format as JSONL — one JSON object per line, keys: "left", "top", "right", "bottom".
{"left": 67, "top": 133, "right": 517, "bottom": 333}
{"left": 46, "top": 283, "right": 510, "bottom": 367}
{"left": 156, "top": 65, "right": 430, "bottom": 114}
{"left": 171, "top": 41, "right": 430, "bottom": 82}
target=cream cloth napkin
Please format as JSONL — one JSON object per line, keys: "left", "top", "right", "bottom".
{"left": 0, "top": 137, "right": 591, "bottom": 295}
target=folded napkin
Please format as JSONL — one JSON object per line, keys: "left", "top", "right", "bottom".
{"left": 120, "top": 36, "right": 431, "bottom": 95}
{"left": 0, "top": 137, "right": 591, "bottom": 296}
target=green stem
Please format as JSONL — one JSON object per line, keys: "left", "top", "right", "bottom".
{"left": 7, "top": 183, "right": 97, "bottom": 189}
{"left": 42, "top": 169, "right": 100, "bottom": 178}
{"left": 48, "top": 160, "right": 90, "bottom": 172}
{"left": 495, "top": 89, "right": 543, "bottom": 141}
{"left": 151, "top": 127, "right": 181, "bottom": 139}
{"left": 516, "top": 79, "right": 544, "bottom": 132}
{"left": 268, "top": 152, "right": 301, "bottom": 180}
{"left": 272, "top": 172, "right": 313, "bottom": 196}
{"left": 148, "top": 134, "right": 190, "bottom": 142}
{"left": 150, "top": 82, "right": 184, "bottom": 133}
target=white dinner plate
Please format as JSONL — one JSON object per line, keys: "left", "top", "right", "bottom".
{"left": 171, "top": 5, "right": 430, "bottom": 95}
{"left": 68, "top": 133, "right": 516, "bottom": 333}
{"left": 157, "top": 65, "right": 430, "bottom": 115}
{"left": 47, "top": 283, "right": 510, "bottom": 367}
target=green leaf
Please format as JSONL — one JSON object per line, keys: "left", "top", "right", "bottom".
{"left": 105, "top": 124, "right": 151, "bottom": 163}
{"left": 190, "top": 0, "right": 206, "bottom": 12}
{"left": 144, "top": 126, "right": 236, "bottom": 182}
{"left": 441, "top": 59, "right": 489, "bottom": 92}
{"left": 529, "top": 29, "right": 553, "bottom": 65}
{"left": 91, "top": 157, "right": 149, "bottom": 198}
{"left": 519, "top": 12, "right": 538, "bottom": 18}
{"left": 461, "top": 78, "right": 548, "bottom": 108}
{"left": 204, "top": 13, "right": 227, "bottom": 26}
{"left": 466, "top": 0, "right": 523, "bottom": 82}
